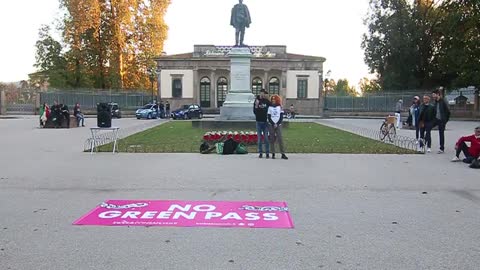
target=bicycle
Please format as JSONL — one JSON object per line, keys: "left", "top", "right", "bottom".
{"left": 379, "top": 116, "right": 397, "bottom": 142}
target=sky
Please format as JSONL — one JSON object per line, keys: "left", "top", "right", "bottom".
{"left": 0, "top": 0, "right": 372, "bottom": 86}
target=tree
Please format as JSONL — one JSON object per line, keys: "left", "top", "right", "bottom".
{"left": 362, "top": 0, "right": 480, "bottom": 90}
{"left": 359, "top": 77, "right": 382, "bottom": 94}
{"left": 34, "top": 25, "right": 68, "bottom": 88}
{"left": 434, "top": 0, "right": 480, "bottom": 87}
{"left": 34, "top": 0, "right": 171, "bottom": 90}
{"left": 334, "top": 79, "right": 357, "bottom": 96}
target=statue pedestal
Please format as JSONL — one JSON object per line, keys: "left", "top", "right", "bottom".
{"left": 219, "top": 47, "right": 255, "bottom": 120}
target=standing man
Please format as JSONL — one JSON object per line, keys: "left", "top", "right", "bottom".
{"left": 254, "top": 89, "right": 270, "bottom": 158}
{"left": 230, "top": 0, "right": 252, "bottom": 47}
{"left": 73, "top": 102, "right": 85, "bottom": 127}
{"left": 159, "top": 101, "right": 165, "bottom": 119}
{"left": 432, "top": 88, "right": 451, "bottom": 154}
{"left": 395, "top": 99, "right": 403, "bottom": 129}
{"left": 165, "top": 101, "right": 170, "bottom": 119}
{"left": 419, "top": 95, "right": 435, "bottom": 153}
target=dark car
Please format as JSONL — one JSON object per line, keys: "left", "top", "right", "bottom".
{"left": 136, "top": 104, "right": 160, "bottom": 119}
{"left": 108, "top": 103, "right": 122, "bottom": 118}
{"left": 171, "top": 104, "right": 203, "bottom": 120}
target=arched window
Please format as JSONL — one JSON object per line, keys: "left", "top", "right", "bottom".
{"left": 252, "top": 77, "right": 263, "bottom": 96}
{"left": 200, "top": 77, "right": 211, "bottom": 108}
{"left": 217, "top": 77, "right": 228, "bottom": 107}
{"left": 268, "top": 77, "right": 280, "bottom": 95}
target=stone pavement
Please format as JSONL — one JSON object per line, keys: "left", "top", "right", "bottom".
{"left": 0, "top": 117, "right": 479, "bottom": 270}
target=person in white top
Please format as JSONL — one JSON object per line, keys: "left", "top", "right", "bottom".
{"left": 267, "top": 95, "right": 288, "bottom": 160}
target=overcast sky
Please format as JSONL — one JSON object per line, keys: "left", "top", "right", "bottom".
{"left": 0, "top": 0, "right": 372, "bottom": 86}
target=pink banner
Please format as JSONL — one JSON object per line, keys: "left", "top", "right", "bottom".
{"left": 73, "top": 200, "right": 294, "bottom": 229}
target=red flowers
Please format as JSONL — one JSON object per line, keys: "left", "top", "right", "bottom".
{"left": 203, "top": 131, "right": 259, "bottom": 145}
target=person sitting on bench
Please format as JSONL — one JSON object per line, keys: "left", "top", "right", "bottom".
{"left": 60, "top": 103, "right": 70, "bottom": 127}
{"left": 452, "top": 126, "right": 480, "bottom": 163}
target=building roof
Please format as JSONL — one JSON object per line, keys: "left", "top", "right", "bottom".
{"left": 155, "top": 45, "right": 326, "bottom": 62}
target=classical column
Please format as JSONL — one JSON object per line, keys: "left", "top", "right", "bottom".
{"left": 193, "top": 69, "right": 199, "bottom": 104}
{"left": 0, "top": 90, "right": 6, "bottom": 115}
{"left": 263, "top": 70, "right": 269, "bottom": 91}
{"left": 156, "top": 69, "right": 162, "bottom": 100}
{"left": 318, "top": 71, "right": 324, "bottom": 116}
{"left": 281, "top": 70, "right": 287, "bottom": 99}
{"left": 210, "top": 70, "right": 216, "bottom": 108}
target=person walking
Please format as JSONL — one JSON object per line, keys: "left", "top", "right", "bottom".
{"left": 395, "top": 99, "right": 403, "bottom": 129}
{"left": 73, "top": 102, "right": 85, "bottom": 127}
{"left": 253, "top": 89, "right": 270, "bottom": 158}
{"left": 268, "top": 95, "right": 288, "bottom": 160}
{"left": 452, "top": 126, "right": 480, "bottom": 164}
{"left": 432, "top": 88, "right": 451, "bottom": 154}
{"left": 418, "top": 95, "right": 435, "bottom": 153}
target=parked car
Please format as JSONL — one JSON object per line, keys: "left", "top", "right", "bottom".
{"left": 171, "top": 104, "right": 203, "bottom": 120}
{"left": 136, "top": 104, "right": 160, "bottom": 119}
{"left": 108, "top": 102, "right": 122, "bottom": 118}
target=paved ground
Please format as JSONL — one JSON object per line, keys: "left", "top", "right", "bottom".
{"left": 1, "top": 117, "right": 479, "bottom": 270}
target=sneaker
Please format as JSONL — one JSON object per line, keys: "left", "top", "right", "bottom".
{"left": 258, "top": 153, "right": 263, "bottom": 159}
{"left": 451, "top": 156, "right": 461, "bottom": 162}
{"left": 281, "top": 154, "right": 288, "bottom": 160}
{"left": 427, "top": 148, "right": 431, "bottom": 153}
{"left": 266, "top": 154, "right": 270, "bottom": 159}
{"left": 271, "top": 154, "right": 276, "bottom": 159}
{"left": 437, "top": 150, "right": 444, "bottom": 154}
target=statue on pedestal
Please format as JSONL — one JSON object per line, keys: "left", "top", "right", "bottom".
{"left": 230, "top": 0, "right": 251, "bottom": 47}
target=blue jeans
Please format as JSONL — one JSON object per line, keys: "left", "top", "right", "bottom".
{"left": 256, "top": 122, "right": 269, "bottom": 154}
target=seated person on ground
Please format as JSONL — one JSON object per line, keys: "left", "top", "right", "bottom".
{"left": 452, "top": 126, "right": 480, "bottom": 163}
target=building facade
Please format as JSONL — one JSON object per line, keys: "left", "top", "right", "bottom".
{"left": 155, "top": 45, "right": 326, "bottom": 115}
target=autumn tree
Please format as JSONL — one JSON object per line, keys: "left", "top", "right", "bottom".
{"left": 34, "top": 0, "right": 170, "bottom": 90}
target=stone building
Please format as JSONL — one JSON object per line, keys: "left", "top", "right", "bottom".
{"left": 155, "top": 45, "right": 326, "bottom": 115}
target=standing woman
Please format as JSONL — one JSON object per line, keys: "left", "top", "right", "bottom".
{"left": 410, "top": 96, "right": 421, "bottom": 142}
{"left": 268, "top": 95, "right": 288, "bottom": 160}
{"left": 39, "top": 102, "right": 50, "bottom": 128}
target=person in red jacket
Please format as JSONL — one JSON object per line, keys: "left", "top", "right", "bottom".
{"left": 452, "top": 126, "right": 480, "bottom": 163}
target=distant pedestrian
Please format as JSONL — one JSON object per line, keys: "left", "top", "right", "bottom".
{"left": 451, "top": 126, "right": 480, "bottom": 164}
{"left": 432, "top": 88, "right": 451, "bottom": 154}
{"left": 159, "top": 101, "right": 165, "bottom": 119}
{"left": 74, "top": 102, "right": 85, "bottom": 127}
{"left": 165, "top": 101, "right": 170, "bottom": 118}
{"left": 39, "top": 102, "right": 50, "bottom": 128}
{"left": 289, "top": 104, "right": 296, "bottom": 119}
{"left": 409, "top": 96, "right": 421, "bottom": 141}
{"left": 254, "top": 89, "right": 270, "bottom": 158}
{"left": 268, "top": 94, "right": 288, "bottom": 160}
{"left": 395, "top": 99, "right": 403, "bottom": 129}
{"left": 419, "top": 95, "right": 435, "bottom": 153}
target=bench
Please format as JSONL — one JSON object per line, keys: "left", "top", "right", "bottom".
{"left": 43, "top": 116, "right": 79, "bottom": 129}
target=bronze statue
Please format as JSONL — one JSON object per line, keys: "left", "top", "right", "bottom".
{"left": 230, "top": 0, "right": 251, "bottom": 47}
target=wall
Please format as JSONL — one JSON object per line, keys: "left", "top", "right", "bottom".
{"left": 286, "top": 70, "right": 320, "bottom": 99}
{"left": 160, "top": 70, "right": 194, "bottom": 99}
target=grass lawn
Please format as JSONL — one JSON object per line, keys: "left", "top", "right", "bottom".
{"left": 99, "top": 121, "right": 413, "bottom": 154}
